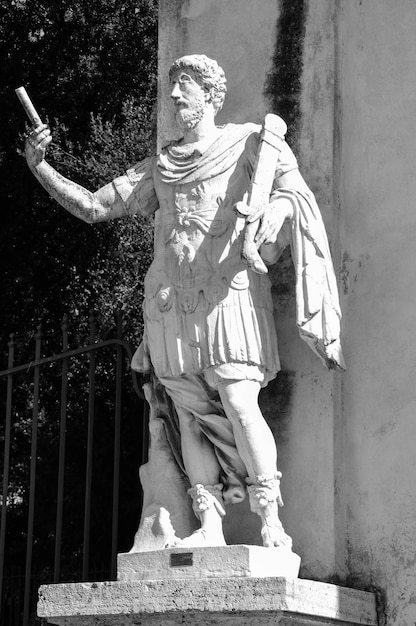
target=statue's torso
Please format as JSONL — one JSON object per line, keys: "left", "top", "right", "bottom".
{"left": 147, "top": 158, "right": 251, "bottom": 298}
{"left": 143, "top": 135, "right": 279, "bottom": 379}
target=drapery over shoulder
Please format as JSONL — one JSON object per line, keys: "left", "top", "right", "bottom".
{"left": 269, "top": 189, "right": 346, "bottom": 371}
{"left": 157, "top": 123, "right": 298, "bottom": 185}
{"left": 157, "top": 123, "right": 257, "bottom": 184}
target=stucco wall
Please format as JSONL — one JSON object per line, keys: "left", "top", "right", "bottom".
{"left": 157, "top": 1, "right": 416, "bottom": 622}
{"left": 338, "top": 2, "right": 416, "bottom": 624}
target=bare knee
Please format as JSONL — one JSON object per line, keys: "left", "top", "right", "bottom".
{"left": 218, "top": 380, "right": 262, "bottom": 426}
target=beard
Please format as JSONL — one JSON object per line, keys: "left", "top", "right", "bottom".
{"left": 175, "top": 95, "right": 206, "bottom": 130}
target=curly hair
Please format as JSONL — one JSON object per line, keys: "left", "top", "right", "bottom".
{"left": 169, "top": 54, "right": 227, "bottom": 115}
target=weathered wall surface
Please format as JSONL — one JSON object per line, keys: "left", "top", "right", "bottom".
{"left": 338, "top": 1, "right": 416, "bottom": 624}
{"left": 279, "top": 0, "right": 340, "bottom": 581}
{"left": 157, "top": 0, "right": 416, "bottom": 622}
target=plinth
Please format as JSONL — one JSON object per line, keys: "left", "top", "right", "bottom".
{"left": 118, "top": 545, "right": 301, "bottom": 580}
{"left": 38, "top": 545, "right": 378, "bottom": 625}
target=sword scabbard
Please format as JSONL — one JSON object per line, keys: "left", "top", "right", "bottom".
{"left": 242, "top": 114, "right": 287, "bottom": 274}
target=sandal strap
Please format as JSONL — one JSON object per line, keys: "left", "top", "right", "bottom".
{"left": 187, "top": 483, "right": 226, "bottom": 518}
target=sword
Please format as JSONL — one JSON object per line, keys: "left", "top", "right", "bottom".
{"left": 235, "top": 113, "right": 287, "bottom": 274}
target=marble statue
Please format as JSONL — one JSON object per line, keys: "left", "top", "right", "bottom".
{"left": 24, "top": 54, "right": 344, "bottom": 551}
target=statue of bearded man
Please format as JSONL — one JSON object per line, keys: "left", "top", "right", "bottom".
{"left": 25, "top": 54, "right": 343, "bottom": 550}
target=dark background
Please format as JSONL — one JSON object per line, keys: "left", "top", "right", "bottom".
{"left": 0, "top": 1, "right": 158, "bottom": 622}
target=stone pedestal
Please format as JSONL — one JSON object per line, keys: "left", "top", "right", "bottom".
{"left": 38, "top": 546, "right": 377, "bottom": 626}
{"left": 118, "top": 545, "right": 301, "bottom": 581}
{"left": 38, "top": 576, "right": 377, "bottom": 626}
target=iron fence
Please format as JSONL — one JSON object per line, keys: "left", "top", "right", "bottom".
{"left": 0, "top": 311, "right": 146, "bottom": 625}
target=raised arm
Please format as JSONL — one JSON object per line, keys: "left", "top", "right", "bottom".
{"left": 25, "top": 124, "right": 126, "bottom": 223}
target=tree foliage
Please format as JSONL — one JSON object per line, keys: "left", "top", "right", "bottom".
{"left": 0, "top": 0, "right": 157, "bottom": 346}
{"left": 0, "top": 2, "right": 158, "bottom": 619}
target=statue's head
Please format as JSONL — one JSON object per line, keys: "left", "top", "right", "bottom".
{"left": 169, "top": 54, "right": 227, "bottom": 116}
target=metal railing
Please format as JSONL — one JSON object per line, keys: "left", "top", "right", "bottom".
{"left": 0, "top": 311, "right": 146, "bottom": 625}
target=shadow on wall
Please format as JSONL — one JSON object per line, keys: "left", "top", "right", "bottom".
{"left": 264, "top": 0, "right": 306, "bottom": 151}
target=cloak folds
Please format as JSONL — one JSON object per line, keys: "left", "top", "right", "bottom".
{"left": 157, "top": 123, "right": 258, "bottom": 185}
{"left": 267, "top": 188, "right": 345, "bottom": 371}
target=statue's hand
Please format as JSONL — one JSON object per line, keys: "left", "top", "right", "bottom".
{"left": 25, "top": 123, "right": 52, "bottom": 168}
{"left": 253, "top": 198, "right": 293, "bottom": 247}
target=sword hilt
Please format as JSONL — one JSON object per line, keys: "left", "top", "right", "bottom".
{"left": 241, "top": 114, "right": 287, "bottom": 274}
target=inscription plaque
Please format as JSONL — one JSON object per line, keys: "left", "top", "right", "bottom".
{"left": 170, "top": 552, "right": 193, "bottom": 568}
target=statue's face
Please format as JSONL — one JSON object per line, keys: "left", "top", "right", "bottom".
{"left": 170, "top": 70, "right": 208, "bottom": 130}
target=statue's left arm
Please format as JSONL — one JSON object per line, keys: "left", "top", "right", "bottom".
{"left": 255, "top": 143, "right": 346, "bottom": 371}
{"left": 253, "top": 166, "right": 310, "bottom": 248}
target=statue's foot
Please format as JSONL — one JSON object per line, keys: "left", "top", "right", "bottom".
{"left": 260, "top": 518, "right": 293, "bottom": 549}
{"left": 168, "top": 528, "right": 226, "bottom": 549}
{"left": 168, "top": 483, "right": 226, "bottom": 548}
{"left": 247, "top": 473, "right": 292, "bottom": 549}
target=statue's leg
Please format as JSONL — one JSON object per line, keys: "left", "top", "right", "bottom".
{"left": 174, "top": 405, "right": 227, "bottom": 546}
{"left": 218, "top": 379, "right": 292, "bottom": 548}
{"left": 175, "top": 404, "right": 220, "bottom": 485}
{"left": 217, "top": 379, "right": 276, "bottom": 477}
{"left": 160, "top": 376, "right": 227, "bottom": 547}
